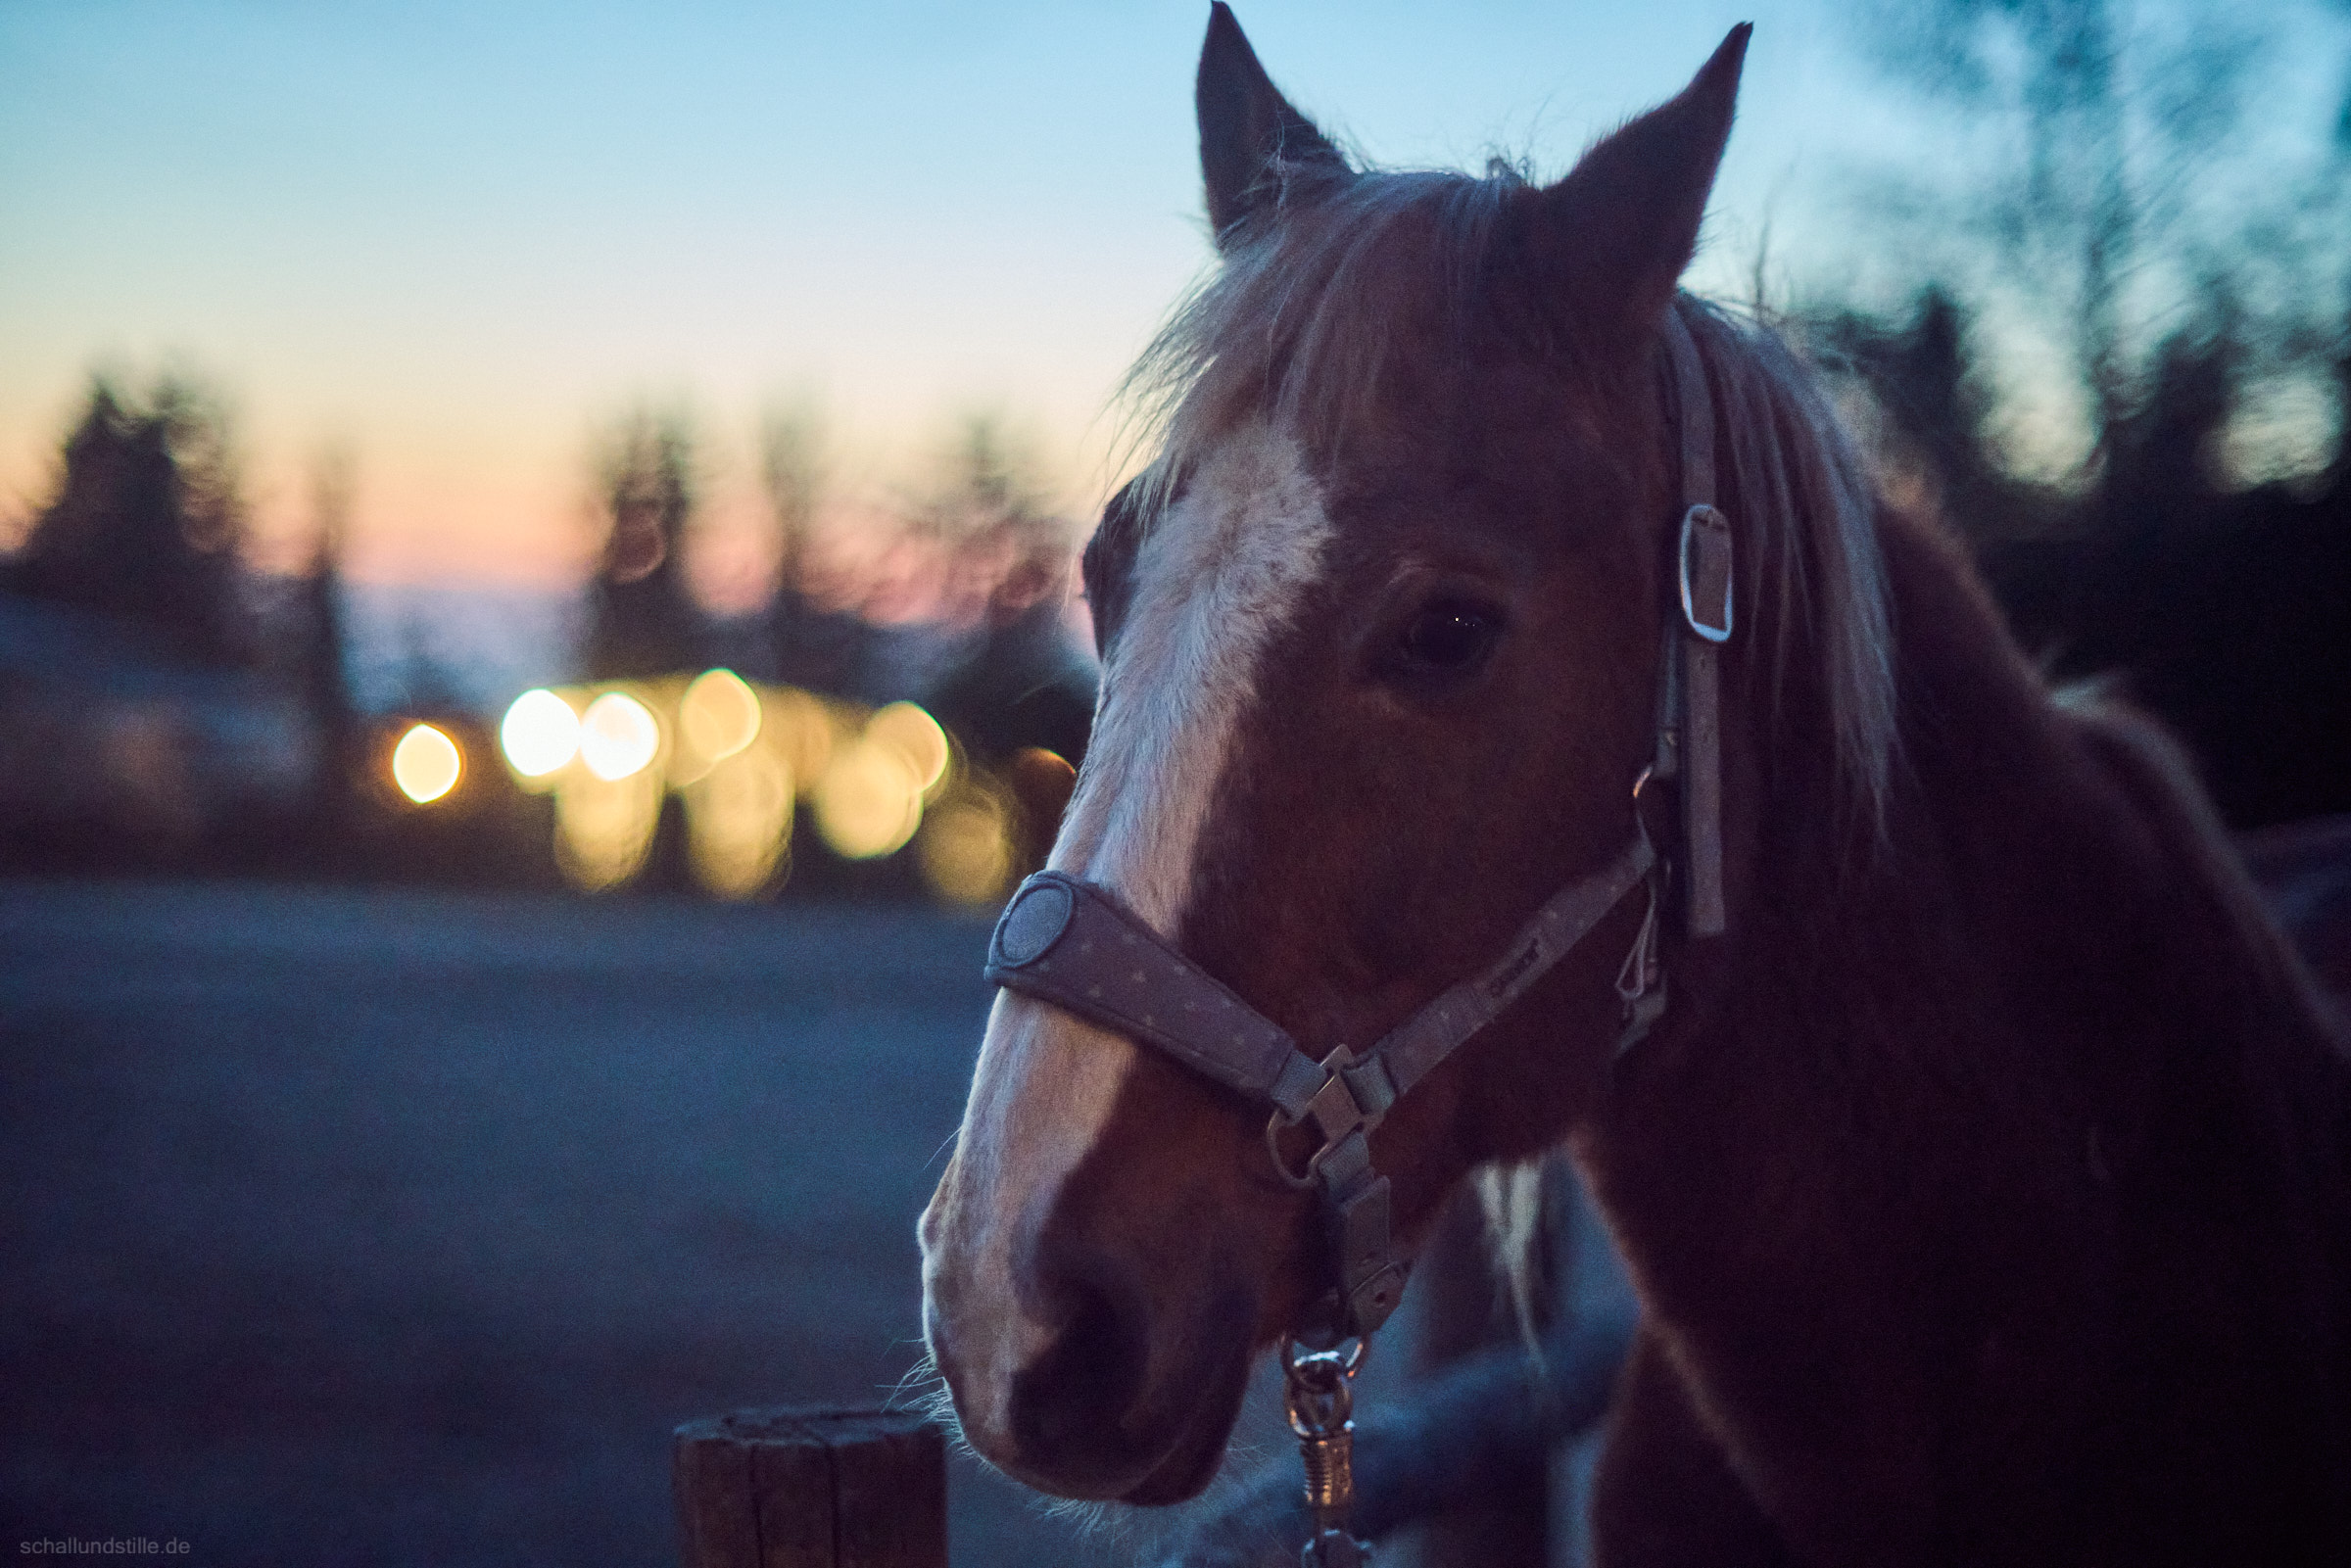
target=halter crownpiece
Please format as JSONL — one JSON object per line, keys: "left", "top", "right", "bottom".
{"left": 984, "top": 298, "right": 1732, "bottom": 1348}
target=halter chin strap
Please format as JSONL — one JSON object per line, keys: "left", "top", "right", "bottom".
{"left": 983, "top": 297, "right": 1731, "bottom": 1342}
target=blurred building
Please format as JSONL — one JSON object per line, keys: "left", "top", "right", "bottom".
{"left": 0, "top": 591, "right": 312, "bottom": 860}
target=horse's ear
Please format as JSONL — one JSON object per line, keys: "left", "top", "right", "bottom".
{"left": 1528, "top": 24, "right": 1751, "bottom": 360}
{"left": 1196, "top": 3, "right": 1348, "bottom": 248}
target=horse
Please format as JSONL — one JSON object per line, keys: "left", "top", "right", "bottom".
{"left": 920, "top": 7, "right": 2351, "bottom": 1561}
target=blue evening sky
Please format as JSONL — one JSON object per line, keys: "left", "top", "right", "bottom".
{"left": 0, "top": 2, "right": 2337, "bottom": 591}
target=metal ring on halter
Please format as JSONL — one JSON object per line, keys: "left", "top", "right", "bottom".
{"left": 1280, "top": 1333, "right": 1367, "bottom": 1380}
{"left": 1265, "top": 1110, "right": 1331, "bottom": 1191}
{"left": 1280, "top": 1335, "right": 1366, "bottom": 1441}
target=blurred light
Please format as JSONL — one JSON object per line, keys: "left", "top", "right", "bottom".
{"left": 814, "top": 737, "right": 924, "bottom": 859}
{"left": 767, "top": 688, "right": 837, "bottom": 797}
{"left": 391, "top": 723, "right": 462, "bottom": 804}
{"left": 501, "top": 689, "right": 580, "bottom": 779}
{"left": 580, "top": 691, "right": 660, "bottom": 782}
{"left": 686, "top": 746, "right": 793, "bottom": 899}
{"left": 867, "top": 702, "right": 950, "bottom": 797}
{"left": 679, "top": 669, "right": 761, "bottom": 771}
{"left": 554, "top": 771, "right": 661, "bottom": 890}
{"left": 919, "top": 787, "right": 1015, "bottom": 906}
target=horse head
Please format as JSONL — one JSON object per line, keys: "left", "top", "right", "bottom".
{"left": 922, "top": 7, "right": 1768, "bottom": 1503}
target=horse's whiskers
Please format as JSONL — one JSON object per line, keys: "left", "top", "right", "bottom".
{"left": 886, "top": 1352, "right": 973, "bottom": 1457}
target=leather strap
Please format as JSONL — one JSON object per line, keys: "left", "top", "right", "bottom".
{"left": 985, "top": 832, "right": 1657, "bottom": 1336}
{"left": 1663, "top": 305, "right": 1732, "bottom": 937}
{"left": 987, "top": 832, "right": 1657, "bottom": 1135}
{"left": 984, "top": 872, "right": 1327, "bottom": 1117}
{"left": 1362, "top": 832, "right": 1655, "bottom": 1100}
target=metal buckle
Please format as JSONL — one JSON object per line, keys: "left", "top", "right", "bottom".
{"left": 1264, "top": 1045, "right": 1380, "bottom": 1190}
{"left": 1678, "top": 503, "right": 1733, "bottom": 643}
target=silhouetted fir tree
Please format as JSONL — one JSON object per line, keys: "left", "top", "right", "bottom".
{"left": 1816, "top": 287, "right": 2052, "bottom": 545}
{"left": 921, "top": 414, "right": 1093, "bottom": 766}
{"left": 1821, "top": 282, "right": 2350, "bottom": 825}
{"left": 7, "top": 376, "right": 250, "bottom": 665}
{"left": 945, "top": 413, "right": 1025, "bottom": 523}
{"left": 762, "top": 404, "right": 867, "bottom": 695}
{"left": 291, "top": 453, "right": 358, "bottom": 833}
{"left": 1814, "top": 0, "right": 2351, "bottom": 825}
{"left": 584, "top": 411, "right": 702, "bottom": 681}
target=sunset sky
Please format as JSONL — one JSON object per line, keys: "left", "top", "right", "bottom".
{"left": 3, "top": 1, "right": 2341, "bottom": 601}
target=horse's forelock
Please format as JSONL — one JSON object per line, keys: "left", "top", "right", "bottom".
{"left": 1122, "top": 166, "right": 1526, "bottom": 513}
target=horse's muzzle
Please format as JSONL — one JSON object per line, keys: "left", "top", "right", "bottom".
{"left": 921, "top": 1164, "right": 1259, "bottom": 1502}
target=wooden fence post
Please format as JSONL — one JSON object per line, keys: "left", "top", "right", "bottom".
{"left": 673, "top": 1407, "right": 947, "bottom": 1568}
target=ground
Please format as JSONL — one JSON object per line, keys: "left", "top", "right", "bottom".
{"left": 0, "top": 882, "right": 1215, "bottom": 1566}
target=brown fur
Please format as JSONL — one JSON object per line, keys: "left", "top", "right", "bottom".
{"left": 1576, "top": 503, "right": 2351, "bottom": 1562}
{"left": 930, "top": 12, "right": 2351, "bottom": 1557}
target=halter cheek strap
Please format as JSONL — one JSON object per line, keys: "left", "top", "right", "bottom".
{"left": 983, "top": 298, "right": 1731, "bottom": 1342}
{"left": 1660, "top": 305, "right": 1733, "bottom": 937}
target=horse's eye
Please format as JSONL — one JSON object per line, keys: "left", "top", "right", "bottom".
{"left": 1392, "top": 599, "right": 1503, "bottom": 679}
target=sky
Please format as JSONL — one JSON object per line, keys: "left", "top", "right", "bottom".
{"left": 0, "top": 0, "right": 1901, "bottom": 594}
{"left": 1, "top": 1, "right": 2341, "bottom": 601}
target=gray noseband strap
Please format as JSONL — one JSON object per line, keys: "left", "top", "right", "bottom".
{"left": 985, "top": 832, "right": 1656, "bottom": 1338}
{"left": 984, "top": 873, "right": 1329, "bottom": 1117}
{"left": 982, "top": 295, "right": 1730, "bottom": 1343}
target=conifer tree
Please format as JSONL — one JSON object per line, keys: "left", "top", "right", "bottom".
{"left": 10, "top": 376, "right": 250, "bottom": 665}
{"left": 584, "top": 410, "right": 702, "bottom": 681}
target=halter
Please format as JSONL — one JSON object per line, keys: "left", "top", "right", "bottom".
{"left": 981, "top": 300, "right": 1732, "bottom": 1557}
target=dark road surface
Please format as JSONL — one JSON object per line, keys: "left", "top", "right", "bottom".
{"left": 1, "top": 882, "right": 1252, "bottom": 1566}
{"left": 8, "top": 842, "right": 2343, "bottom": 1564}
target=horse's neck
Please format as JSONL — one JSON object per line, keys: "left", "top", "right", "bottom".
{"left": 1584, "top": 499, "right": 2338, "bottom": 1326}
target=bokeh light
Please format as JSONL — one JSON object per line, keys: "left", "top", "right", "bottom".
{"left": 767, "top": 689, "right": 837, "bottom": 792}
{"left": 918, "top": 784, "right": 1015, "bottom": 906}
{"left": 391, "top": 723, "right": 462, "bottom": 805}
{"left": 677, "top": 669, "right": 761, "bottom": 779}
{"left": 866, "top": 702, "right": 950, "bottom": 798}
{"left": 500, "top": 689, "right": 581, "bottom": 780}
{"left": 579, "top": 691, "right": 660, "bottom": 782}
{"left": 487, "top": 679, "right": 997, "bottom": 898}
{"left": 814, "top": 737, "right": 924, "bottom": 859}
{"left": 554, "top": 770, "right": 661, "bottom": 890}
{"left": 686, "top": 746, "right": 794, "bottom": 899}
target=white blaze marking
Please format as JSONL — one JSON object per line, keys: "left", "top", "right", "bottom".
{"left": 927, "top": 424, "right": 1334, "bottom": 1437}
{"left": 1054, "top": 423, "right": 1334, "bottom": 922}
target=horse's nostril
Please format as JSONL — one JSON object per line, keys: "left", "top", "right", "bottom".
{"left": 1010, "top": 1277, "right": 1146, "bottom": 1467}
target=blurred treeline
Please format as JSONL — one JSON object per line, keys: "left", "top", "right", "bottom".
{"left": 582, "top": 403, "right": 1090, "bottom": 765}
{"left": 0, "top": 382, "right": 1092, "bottom": 890}
{"left": 1807, "top": 0, "right": 2351, "bottom": 826}
{"left": 1, "top": 0, "right": 2344, "bottom": 888}
{"left": 0, "top": 379, "right": 351, "bottom": 873}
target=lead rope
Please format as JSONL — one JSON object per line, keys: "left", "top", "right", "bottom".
{"left": 1282, "top": 1336, "right": 1370, "bottom": 1566}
